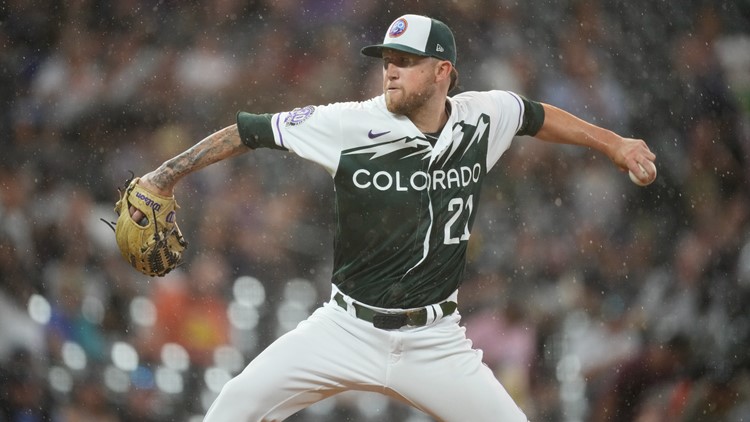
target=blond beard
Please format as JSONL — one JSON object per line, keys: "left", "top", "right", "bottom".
{"left": 385, "top": 83, "right": 436, "bottom": 116}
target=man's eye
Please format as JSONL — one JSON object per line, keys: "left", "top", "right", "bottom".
{"left": 400, "top": 58, "right": 414, "bottom": 67}
{"left": 384, "top": 57, "right": 407, "bottom": 68}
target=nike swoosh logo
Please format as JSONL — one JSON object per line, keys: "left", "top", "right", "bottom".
{"left": 368, "top": 130, "right": 391, "bottom": 139}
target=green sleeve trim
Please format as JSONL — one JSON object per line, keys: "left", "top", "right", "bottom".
{"left": 236, "top": 112, "right": 284, "bottom": 150}
{"left": 516, "top": 97, "right": 545, "bottom": 136}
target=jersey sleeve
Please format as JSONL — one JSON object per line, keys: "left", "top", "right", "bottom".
{"left": 517, "top": 96, "right": 545, "bottom": 136}
{"left": 236, "top": 112, "right": 281, "bottom": 150}
{"left": 271, "top": 104, "right": 350, "bottom": 175}
{"left": 482, "top": 90, "right": 526, "bottom": 171}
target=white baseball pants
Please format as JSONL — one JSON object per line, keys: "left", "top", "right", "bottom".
{"left": 203, "top": 297, "right": 528, "bottom": 421}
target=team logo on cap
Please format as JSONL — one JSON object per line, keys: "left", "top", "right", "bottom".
{"left": 388, "top": 18, "right": 408, "bottom": 38}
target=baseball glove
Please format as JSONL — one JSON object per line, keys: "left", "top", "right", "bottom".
{"left": 104, "top": 174, "right": 188, "bottom": 277}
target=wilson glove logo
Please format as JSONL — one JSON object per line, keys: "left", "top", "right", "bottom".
{"left": 135, "top": 192, "right": 162, "bottom": 211}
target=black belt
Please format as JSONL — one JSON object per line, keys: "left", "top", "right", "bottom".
{"left": 333, "top": 292, "right": 457, "bottom": 330}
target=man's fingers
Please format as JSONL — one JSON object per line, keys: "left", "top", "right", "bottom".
{"left": 621, "top": 138, "right": 656, "bottom": 170}
{"left": 130, "top": 207, "right": 148, "bottom": 226}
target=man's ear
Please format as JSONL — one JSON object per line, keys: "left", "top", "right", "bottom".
{"left": 435, "top": 61, "right": 453, "bottom": 83}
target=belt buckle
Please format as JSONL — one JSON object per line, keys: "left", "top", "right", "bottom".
{"left": 372, "top": 313, "right": 407, "bottom": 329}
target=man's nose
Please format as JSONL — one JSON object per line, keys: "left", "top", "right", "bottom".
{"left": 385, "top": 63, "right": 399, "bottom": 78}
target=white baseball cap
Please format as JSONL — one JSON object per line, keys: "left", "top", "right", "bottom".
{"left": 361, "top": 14, "right": 457, "bottom": 65}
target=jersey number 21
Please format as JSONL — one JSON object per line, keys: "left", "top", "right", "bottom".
{"left": 444, "top": 194, "right": 474, "bottom": 245}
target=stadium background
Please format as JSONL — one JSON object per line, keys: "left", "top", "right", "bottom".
{"left": 1, "top": 0, "right": 749, "bottom": 420}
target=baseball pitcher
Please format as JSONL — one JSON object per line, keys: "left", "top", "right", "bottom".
{"left": 114, "top": 14, "right": 656, "bottom": 421}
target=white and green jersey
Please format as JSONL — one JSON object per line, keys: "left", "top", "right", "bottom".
{"left": 237, "top": 91, "right": 527, "bottom": 308}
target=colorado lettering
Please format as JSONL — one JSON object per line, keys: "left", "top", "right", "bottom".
{"left": 135, "top": 192, "right": 162, "bottom": 211}
{"left": 352, "top": 163, "right": 482, "bottom": 191}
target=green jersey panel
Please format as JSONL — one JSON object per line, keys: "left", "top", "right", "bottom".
{"left": 243, "top": 92, "right": 525, "bottom": 308}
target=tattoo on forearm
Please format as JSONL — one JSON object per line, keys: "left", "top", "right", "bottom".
{"left": 152, "top": 125, "right": 243, "bottom": 189}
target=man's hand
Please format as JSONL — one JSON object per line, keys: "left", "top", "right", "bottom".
{"left": 611, "top": 137, "right": 657, "bottom": 185}
{"left": 129, "top": 173, "right": 174, "bottom": 224}
{"left": 109, "top": 175, "right": 187, "bottom": 277}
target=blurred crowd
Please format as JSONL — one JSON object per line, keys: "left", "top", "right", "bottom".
{"left": 1, "top": 0, "right": 750, "bottom": 421}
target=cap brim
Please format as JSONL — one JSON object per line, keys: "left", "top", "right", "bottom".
{"left": 361, "top": 43, "right": 431, "bottom": 59}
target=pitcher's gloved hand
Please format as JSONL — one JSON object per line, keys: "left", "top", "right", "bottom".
{"left": 106, "top": 174, "right": 188, "bottom": 277}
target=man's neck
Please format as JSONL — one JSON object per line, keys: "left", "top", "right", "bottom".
{"left": 409, "top": 99, "right": 451, "bottom": 134}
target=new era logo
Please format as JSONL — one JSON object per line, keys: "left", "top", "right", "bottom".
{"left": 436, "top": 44, "right": 444, "bottom": 52}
